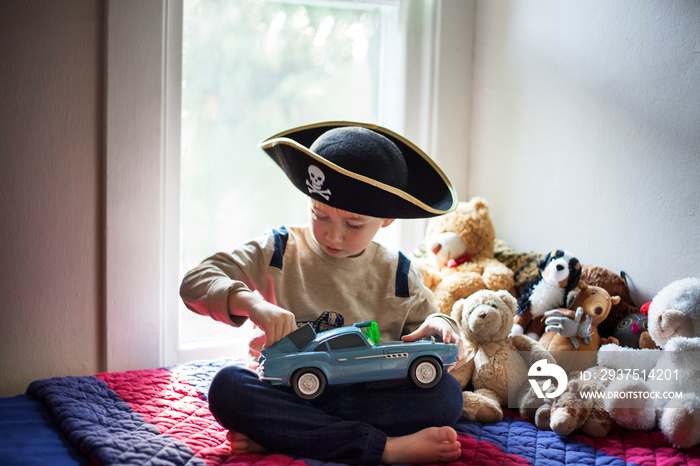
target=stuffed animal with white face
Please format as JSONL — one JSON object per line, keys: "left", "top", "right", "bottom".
{"left": 429, "top": 231, "right": 470, "bottom": 269}
{"left": 416, "top": 197, "right": 515, "bottom": 315}
{"left": 598, "top": 277, "right": 700, "bottom": 449}
{"left": 511, "top": 250, "right": 582, "bottom": 340}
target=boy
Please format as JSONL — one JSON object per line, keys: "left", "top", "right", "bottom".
{"left": 180, "top": 122, "right": 463, "bottom": 464}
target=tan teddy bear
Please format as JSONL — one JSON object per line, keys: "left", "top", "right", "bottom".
{"left": 419, "top": 197, "right": 515, "bottom": 315}
{"left": 450, "top": 289, "right": 555, "bottom": 422}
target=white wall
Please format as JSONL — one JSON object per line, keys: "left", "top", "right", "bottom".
{"left": 468, "top": 0, "right": 700, "bottom": 305}
{"left": 0, "top": 0, "right": 102, "bottom": 397}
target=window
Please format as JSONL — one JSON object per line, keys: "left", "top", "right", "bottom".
{"left": 178, "top": 0, "right": 404, "bottom": 359}
{"left": 104, "top": 0, "right": 471, "bottom": 371}
{"left": 327, "top": 334, "right": 367, "bottom": 350}
{"left": 314, "top": 342, "right": 329, "bottom": 352}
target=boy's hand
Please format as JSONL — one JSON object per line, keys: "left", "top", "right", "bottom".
{"left": 402, "top": 317, "right": 465, "bottom": 370}
{"left": 228, "top": 290, "right": 296, "bottom": 348}
{"left": 249, "top": 301, "right": 296, "bottom": 348}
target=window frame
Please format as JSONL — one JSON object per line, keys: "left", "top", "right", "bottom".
{"left": 105, "top": 0, "right": 472, "bottom": 370}
{"left": 104, "top": 0, "right": 182, "bottom": 372}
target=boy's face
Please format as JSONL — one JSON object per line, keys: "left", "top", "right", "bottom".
{"left": 309, "top": 200, "right": 395, "bottom": 258}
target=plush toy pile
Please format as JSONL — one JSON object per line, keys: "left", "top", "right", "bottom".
{"left": 416, "top": 196, "right": 700, "bottom": 449}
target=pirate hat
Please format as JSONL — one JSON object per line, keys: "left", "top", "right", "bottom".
{"left": 259, "top": 121, "right": 457, "bottom": 219}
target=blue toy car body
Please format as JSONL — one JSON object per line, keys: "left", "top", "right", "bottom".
{"left": 258, "top": 321, "right": 459, "bottom": 399}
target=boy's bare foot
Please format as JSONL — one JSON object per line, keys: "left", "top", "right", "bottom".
{"left": 226, "top": 431, "right": 268, "bottom": 454}
{"left": 381, "top": 426, "right": 461, "bottom": 464}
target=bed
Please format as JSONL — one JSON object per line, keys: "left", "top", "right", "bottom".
{"left": 1, "top": 358, "right": 699, "bottom": 466}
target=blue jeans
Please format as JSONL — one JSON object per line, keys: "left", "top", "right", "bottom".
{"left": 208, "top": 364, "right": 463, "bottom": 465}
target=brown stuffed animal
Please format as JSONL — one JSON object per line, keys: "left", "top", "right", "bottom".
{"left": 539, "top": 282, "right": 620, "bottom": 372}
{"left": 535, "top": 366, "right": 613, "bottom": 438}
{"left": 580, "top": 266, "right": 638, "bottom": 338}
{"left": 418, "top": 197, "right": 515, "bottom": 315}
{"left": 450, "top": 289, "right": 554, "bottom": 422}
{"left": 541, "top": 282, "right": 621, "bottom": 352}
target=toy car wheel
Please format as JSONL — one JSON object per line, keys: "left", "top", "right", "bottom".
{"left": 409, "top": 357, "right": 442, "bottom": 389}
{"left": 291, "top": 368, "right": 327, "bottom": 400}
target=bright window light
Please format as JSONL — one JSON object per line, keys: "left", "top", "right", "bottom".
{"left": 179, "top": 0, "right": 402, "bottom": 356}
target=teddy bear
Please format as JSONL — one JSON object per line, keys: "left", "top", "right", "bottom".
{"left": 511, "top": 250, "right": 581, "bottom": 340}
{"left": 418, "top": 197, "right": 515, "bottom": 315}
{"left": 449, "top": 289, "right": 555, "bottom": 422}
{"left": 597, "top": 277, "right": 700, "bottom": 449}
{"left": 534, "top": 365, "right": 614, "bottom": 438}
{"left": 539, "top": 282, "right": 621, "bottom": 372}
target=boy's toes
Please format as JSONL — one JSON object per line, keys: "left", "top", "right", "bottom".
{"left": 437, "top": 427, "right": 461, "bottom": 461}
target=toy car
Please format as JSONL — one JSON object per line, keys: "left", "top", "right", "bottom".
{"left": 257, "top": 321, "right": 459, "bottom": 399}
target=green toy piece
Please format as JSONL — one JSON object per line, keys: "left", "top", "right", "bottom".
{"left": 355, "top": 320, "right": 381, "bottom": 345}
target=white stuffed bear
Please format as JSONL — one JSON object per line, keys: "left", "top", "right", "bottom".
{"left": 597, "top": 277, "right": 700, "bottom": 449}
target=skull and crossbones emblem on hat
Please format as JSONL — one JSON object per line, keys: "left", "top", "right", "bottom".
{"left": 306, "top": 165, "right": 332, "bottom": 200}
